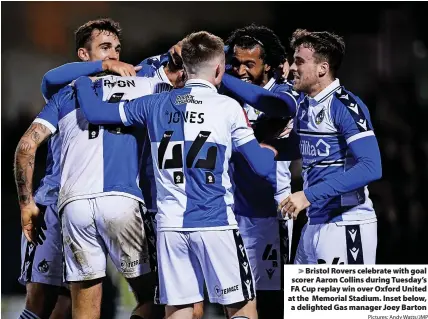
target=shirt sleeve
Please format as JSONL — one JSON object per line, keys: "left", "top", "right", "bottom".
{"left": 75, "top": 76, "right": 123, "bottom": 125}
{"left": 231, "top": 102, "right": 256, "bottom": 147}
{"left": 230, "top": 102, "right": 279, "bottom": 187}
{"left": 75, "top": 76, "right": 161, "bottom": 127}
{"left": 121, "top": 94, "right": 156, "bottom": 127}
{"left": 221, "top": 73, "right": 297, "bottom": 118}
{"left": 33, "top": 94, "right": 61, "bottom": 134}
{"left": 273, "top": 161, "right": 292, "bottom": 205}
{"left": 304, "top": 135, "right": 382, "bottom": 203}
{"left": 304, "top": 94, "right": 382, "bottom": 203}
{"left": 331, "top": 93, "right": 375, "bottom": 144}
{"left": 42, "top": 61, "right": 103, "bottom": 101}
{"left": 136, "top": 53, "right": 169, "bottom": 77}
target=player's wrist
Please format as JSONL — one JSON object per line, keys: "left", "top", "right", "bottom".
{"left": 101, "top": 60, "right": 112, "bottom": 71}
{"left": 19, "top": 198, "right": 36, "bottom": 210}
{"left": 303, "top": 189, "right": 314, "bottom": 204}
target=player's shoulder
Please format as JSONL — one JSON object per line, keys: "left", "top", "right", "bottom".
{"left": 138, "top": 76, "right": 172, "bottom": 93}
{"left": 330, "top": 86, "right": 373, "bottom": 126}
{"left": 127, "top": 75, "right": 171, "bottom": 92}
{"left": 272, "top": 79, "right": 302, "bottom": 100}
{"left": 138, "top": 54, "right": 168, "bottom": 68}
{"left": 216, "top": 92, "right": 243, "bottom": 113}
{"left": 143, "top": 87, "right": 171, "bottom": 103}
{"left": 271, "top": 79, "right": 293, "bottom": 93}
{"left": 50, "top": 84, "right": 75, "bottom": 104}
{"left": 137, "top": 53, "right": 169, "bottom": 77}
{"left": 332, "top": 86, "right": 369, "bottom": 113}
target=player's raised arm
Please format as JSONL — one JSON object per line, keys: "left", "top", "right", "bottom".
{"left": 221, "top": 72, "right": 297, "bottom": 118}
{"left": 74, "top": 76, "right": 153, "bottom": 126}
{"left": 14, "top": 94, "right": 60, "bottom": 243}
{"left": 42, "top": 60, "right": 141, "bottom": 100}
{"left": 42, "top": 61, "right": 103, "bottom": 100}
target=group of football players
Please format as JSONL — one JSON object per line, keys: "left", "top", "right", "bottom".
{"left": 14, "top": 17, "right": 382, "bottom": 319}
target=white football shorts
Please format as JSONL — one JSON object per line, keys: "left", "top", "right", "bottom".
{"left": 156, "top": 229, "right": 256, "bottom": 306}
{"left": 61, "top": 196, "right": 152, "bottom": 281}
{"left": 294, "top": 220, "right": 377, "bottom": 265}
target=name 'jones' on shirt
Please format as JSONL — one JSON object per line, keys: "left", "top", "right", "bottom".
{"left": 167, "top": 110, "right": 205, "bottom": 124}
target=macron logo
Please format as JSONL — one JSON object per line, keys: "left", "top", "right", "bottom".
{"left": 350, "top": 247, "right": 359, "bottom": 261}
{"left": 348, "top": 102, "right": 359, "bottom": 114}
{"left": 242, "top": 262, "right": 249, "bottom": 275}
{"left": 266, "top": 268, "right": 276, "bottom": 279}
{"left": 348, "top": 229, "right": 357, "bottom": 242}
{"left": 239, "top": 244, "right": 246, "bottom": 257}
{"left": 357, "top": 119, "right": 367, "bottom": 130}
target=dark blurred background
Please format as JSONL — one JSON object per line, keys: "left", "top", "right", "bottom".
{"left": 2, "top": 1, "right": 428, "bottom": 317}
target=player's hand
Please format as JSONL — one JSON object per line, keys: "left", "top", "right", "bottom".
{"left": 260, "top": 142, "right": 278, "bottom": 157}
{"left": 102, "top": 60, "right": 142, "bottom": 76}
{"left": 21, "top": 202, "right": 46, "bottom": 245}
{"left": 281, "top": 60, "right": 290, "bottom": 80}
{"left": 275, "top": 60, "right": 290, "bottom": 81}
{"left": 278, "top": 191, "right": 310, "bottom": 220}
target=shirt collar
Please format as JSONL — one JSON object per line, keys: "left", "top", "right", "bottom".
{"left": 156, "top": 66, "right": 172, "bottom": 86}
{"left": 185, "top": 79, "right": 217, "bottom": 92}
{"left": 309, "top": 78, "right": 341, "bottom": 105}
{"left": 263, "top": 77, "right": 276, "bottom": 90}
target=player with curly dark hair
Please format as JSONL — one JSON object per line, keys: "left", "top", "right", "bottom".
{"left": 225, "top": 24, "right": 287, "bottom": 86}
{"left": 222, "top": 24, "right": 302, "bottom": 319}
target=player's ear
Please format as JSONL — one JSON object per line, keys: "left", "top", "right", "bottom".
{"left": 213, "top": 64, "right": 223, "bottom": 87}
{"left": 215, "top": 64, "right": 221, "bottom": 77}
{"left": 319, "top": 61, "right": 329, "bottom": 77}
{"left": 177, "top": 69, "right": 187, "bottom": 88}
{"left": 181, "top": 66, "right": 188, "bottom": 83}
{"left": 264, "top": 63, "right": 271, "bottom": 74}
{"left": 77, "top": 47, "right": 90, "bottom": 62}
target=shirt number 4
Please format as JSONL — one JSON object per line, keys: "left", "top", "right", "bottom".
{"left": 157, "top": 130, "right": 217, "bottom": 169}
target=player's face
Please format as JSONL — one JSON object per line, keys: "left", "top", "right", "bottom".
{"left": 230, "top": 45, "right": 270, "bottom": 87}
{"left": 82, "top": 29, "right": 121, "bottom": 62}
{"left": 290, "top": 45, "right": 319, "bottom": 95}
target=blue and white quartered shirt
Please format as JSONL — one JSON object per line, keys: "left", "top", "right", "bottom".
{"left": 34, "top": 75, "right": 170, "bottom": 210}
{"left": 295, "top": 79, "right": 380, "bottom": 225}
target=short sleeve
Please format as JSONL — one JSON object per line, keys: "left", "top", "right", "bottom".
{"left": 331, "top": 92, "right": 375, "bottom": 144}
{"left": 34, "top": 93, "right": 61, "bottom": 133}
{"left": 231, "top": 102, "right": 256, "bottom": 147}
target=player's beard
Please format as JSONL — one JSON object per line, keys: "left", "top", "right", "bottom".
{"left": 294, "top": 74, "right": 315, "bottom": 94}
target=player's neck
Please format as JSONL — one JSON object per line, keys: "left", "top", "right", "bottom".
{"left": 187, "top": 74, "right": 216, "bottom": 86}
{"left": 308, "top": 77, "right": 334, "bottom": 98}
{"left": 259, "top": 74, "right": 270, "bottom": 87}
